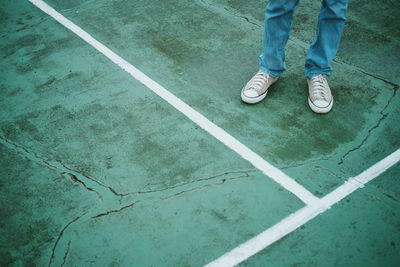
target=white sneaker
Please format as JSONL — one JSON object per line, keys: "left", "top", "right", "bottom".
{"left": 241, "top": 70, "right": 278, "bottom": 104}
{"left": 307, "top": 74, "right": 333, "bottom": 114}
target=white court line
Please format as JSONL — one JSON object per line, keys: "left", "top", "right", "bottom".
{"left": 205, "top": 148, "right": 400, "bottom": 267}
{"left": 28, "top": 0, "right": 320, "bottom": 206}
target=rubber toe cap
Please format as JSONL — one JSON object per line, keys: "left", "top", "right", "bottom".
{"left": 312, "top": 99, "right": 330, "bottom": 108}
{"left": 243, "top": 90, "right": 259, "bottom": 98}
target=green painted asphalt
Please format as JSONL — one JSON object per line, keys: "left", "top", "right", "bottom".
{"left": 241, "top": 163, "right": 400, "bottom": 267}
{"left": 1, "top": 0, "right": 399, "bottom": 266}
{"left": 1, "top": 141, "right": 303, "bottom": 266}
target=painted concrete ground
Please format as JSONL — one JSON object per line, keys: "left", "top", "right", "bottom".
{"left": 1, "top": 0, "right": 399, "bottom": 266}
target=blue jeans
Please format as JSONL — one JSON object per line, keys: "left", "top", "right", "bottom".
{"left": 259, "top": 0, "right": 349, "bottom": 78}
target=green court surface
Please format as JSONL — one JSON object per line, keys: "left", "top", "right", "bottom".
{"left": 1, "top": 0, "right": 399, "bottom": 266}
{"left": 242, "top": 164, "right": 400, "bottom": 267}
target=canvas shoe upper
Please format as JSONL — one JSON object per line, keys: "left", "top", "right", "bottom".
{"left": 241, "top": 70, "right": 278, "bottom": 104}
{"left": 307, "top": 74, "right": 333, "bottom": 114}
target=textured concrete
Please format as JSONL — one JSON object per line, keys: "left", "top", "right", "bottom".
{"left": 241, "top": 164, "right": 400, "bottom": 267}
{"left": 1, "top": 0, "right": 399, "bottom": 266}
{"left": 0, "top": 142, "right": 99, "bottom": 266}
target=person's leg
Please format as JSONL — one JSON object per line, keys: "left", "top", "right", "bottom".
{"left": 305, "top": 0, "right": 349, "bottom": 78}
{"left": 306, "top": 0, "right": 349, "bottom": 114}
{"left": 259, "top": 0, "right": 300, "bottom": 77}
{"left": 242, "top": 0, "right": 299, "bottom": 104}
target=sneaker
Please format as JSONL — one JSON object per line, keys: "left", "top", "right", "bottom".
{"left": 241, "top": 70, "right": 278, "bottom": 104}
{"left": 307, "top": 74, "right": 333, "bottom": 114}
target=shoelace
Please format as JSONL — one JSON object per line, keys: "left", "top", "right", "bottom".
{"left": 247, "top": 72, "right": 269, "bottom": 92}
{"left": 310, "top": 75, "right": 329, "bottom": 101}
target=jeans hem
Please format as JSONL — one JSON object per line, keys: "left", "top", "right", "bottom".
{"left": 259, "top": 67, "right": 282, "bottom": 78}
{"left": 305, "top": 71, "right": 331, "bottom": 79}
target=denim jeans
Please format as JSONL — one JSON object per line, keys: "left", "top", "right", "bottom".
{"left": 259, "top": 0, "right": 349, "bottom": 78}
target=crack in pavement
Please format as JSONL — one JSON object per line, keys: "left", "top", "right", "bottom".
{"left": 359, "top": 70, "right": 399, "bottom": 87}
{"left": 44, "top": 159, "right": 127, "bottom": 199}
{"left": 382, "top": 193, "right": 399, "bottom": 203}
{"left": 338, "top": 86, "right": 398, "bottom": 171}
{"left": 154, "top": 171, "right": 252, "bottom": 201}
{"left": 91, "top": 170, "right": 255, "bottom": 220}
{"left": 135, "top": 170, "right": 256, "bottom": 195}
{"left": 62, "top": 172, "right": 103, "bottom": 200}
{"left": 281, "top": 156, "right": 333, "bottom": 170}
{"left": 60, "top": 241, "right": 72, "bottom": 267}
{"left": 91, "top": 201, "right": 140, "bottom": 219}
{"left": 333, "top": 59, "right": 400, "bottom": 87}
{"left": 313, "top": 165, "right": 346, "bottom": 180}
{"left": 1, "top": 134, "right": 256, "bottom": 265}
{"left": 0, "top": 135, "right": 124, "bottom": 200}
{"left": 47, "top": 169, "right": 254, "bottom": 266}
{"left": 221, "top": 6, "right": 261, "bottom": 27}
{"left": 48, "top": 214, "right": 84, "bottom": 267}
{"left": 0, "top": 135, "right": 135, "bottom": 265}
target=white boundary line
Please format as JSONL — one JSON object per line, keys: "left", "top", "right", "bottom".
{"left": 205, "top": 149, "right": 400, "bottom": 266}
{"left": 28, "top": 0, "right": 320, "bottom": 206}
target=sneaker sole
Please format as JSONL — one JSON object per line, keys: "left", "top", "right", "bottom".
{"left": 308, "top": 97, "right": 333, "bottom": 114}
{"left": 241, "top": 89, "right": 268, "bottom": 104}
